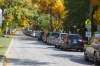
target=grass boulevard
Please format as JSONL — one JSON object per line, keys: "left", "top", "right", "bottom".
{"left": 0, "top": 35, "right": 13, "bottom": 61}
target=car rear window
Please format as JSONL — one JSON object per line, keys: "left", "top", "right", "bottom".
{"left": 68, "top": 35, "right": 82, "bottom": 39}
{"left": 92, "top": 34, "right": 100, "bottom": 44}
{"left": 51, "top": 33, "right": 59, "bottom": 37}
{"left": 61, "top": 34, "right": 67, "bottom": 38}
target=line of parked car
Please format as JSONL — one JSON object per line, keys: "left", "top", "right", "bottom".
{"left": 31, "top": 31, "right": 85, "bottom": 52}
{"left": 23, "top": 30, "right": 100, "bottom": 65}
{"left": 23, "top": 30, "right": 39, "bottom": 37}
{"left": 23, "top": 30, "right": 84, "bottom": 51}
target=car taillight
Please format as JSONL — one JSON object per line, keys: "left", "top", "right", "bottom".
{"left": 79, "top": 39, "right": 84, "bottom": 42}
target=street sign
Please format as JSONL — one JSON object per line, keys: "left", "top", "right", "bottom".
{"left": 85, "top": 25, "right": 91, "bottom": 28}
{"left": 0, "top": 9, "right": 2, "bottom": 27}
{"left": 85, "top": 31, "right": 91, "bottom": 37}
{"left": 85, "top": 19, "right": 92, "bottom": 41}
{"left": 85, "top": 19, "right": 91, "bottom": 29}
{"left": 85, "top": 19, "right": 91, "bottom": 25}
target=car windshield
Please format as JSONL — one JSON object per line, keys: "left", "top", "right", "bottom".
{"left": 95, "top": 34, "right": 100, "bottom": 37}
{"left": 93, "top": 36, "right": 100, "bottom": 44}
{"left": 51, "top": 33, "right": 59, "bottom": 38}
{"left": 68, "top": 35, "right": 82, "bottom": 39}
{"left": 61, "top": 34, "right": 67, "bottom": 38}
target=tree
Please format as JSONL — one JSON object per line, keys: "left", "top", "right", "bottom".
{"left": 93, "top": 6, "right": 100, "bottom": 24}
{"left": 38, "top": 0, "right": 56, "bottom": 31}
{"left": 0, "top": 0, "right": 11, "bottom": 15}
{"left": 2, "top": 0, "right": 39, "bottom": 31}
{"left": 38, "top": 0, "right": 56, "bottom": 14}
{"left": 92, "top": 0, "right": 100, "bottom": 6}
{"left": 31, "top": 0, "right": 67, "bottom": 32}
{"left": 52, "top": 0, "right": 67, "bottom": 31}
{"left": 92, "top": 0, "right": 100, "bottom": 31}
{"left": 64, "top": 0, "right": 90, "bottom": 32}
{"left": 63, "top": 0, "right": 90, "bottom": 39}
{"left": 92, "top": 0, "right": 100, "bottom": 24}
{"left": 37, "top": 14, "right": 49, "bottom": 31}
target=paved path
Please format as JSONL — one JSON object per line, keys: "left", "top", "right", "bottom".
{"left": 6, "top": 31, "right": 95, "bottom": 66}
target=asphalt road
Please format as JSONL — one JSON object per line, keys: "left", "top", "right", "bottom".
{"left": 6, "top": 31, "right": 97, "bottom": 66}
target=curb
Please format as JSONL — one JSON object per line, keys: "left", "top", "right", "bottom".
{"left": 0, "top": 39, "right": 13, "bottom": 66}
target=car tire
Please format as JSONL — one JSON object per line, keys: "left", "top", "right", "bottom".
{"left": 94, "top": 53, "right": 99, "bottom": 65}
{"left": 60, "top": 47, "right": 64, "bottom": 50}
{"left": 84, "top": 51, "right": 89, "bottom": 61}
{"left": 55, "top": 45, "right": 57, "bottom": 48}
{"left": 80, "top": 49, "right": 83, "bottom": 52}
{"left": 57, "top": 46, "right": 60, "bottom": 49}
{"left": 47, "top": 40, "right": 49, "bottom": 45}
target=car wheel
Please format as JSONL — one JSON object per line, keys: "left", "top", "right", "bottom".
{"left": 60, "top": 46, "right": 64, "bottom": 50}
{"left": 55, "top": 45, "right": 57, "bottom": 48}
{"left": 80, "top": 49, "right": 83, "bottom": 52}
{"left": 61, "top": 47, "right": 66, "bottom": 51}
{"left": 84, "top": 51, "right": 89, "bottom": 61}
{"left": 94, "top": 53, "right": 99, "bottom": 65}
{"left": 57, "top": 46, "right": 60, "bottom": 49}
{"left": 47, "top": 40, "right": 49, "bottom": 45}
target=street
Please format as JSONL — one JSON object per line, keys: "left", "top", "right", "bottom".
{"left": 6, "top": 31, "right": 96, "bottom": 66}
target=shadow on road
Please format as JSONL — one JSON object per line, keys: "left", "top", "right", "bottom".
{"left": 49, "top": 53, "right": 99, "bottom": 66}
{"left": 13, "top": 32, "right": 99, "bottom": 66}
{"left": 17, "top": 37, "right": 37, "bottom": 41}
{"left": 6, "top": 58, "right": 55, "bottom": 66}
{"left": 14, "top": 32, "right": 37, "bottom": 41}
{"left": 15, "top": 34, "right": 24, "bottom": 37}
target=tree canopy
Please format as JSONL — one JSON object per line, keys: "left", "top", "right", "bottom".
{"left": 92, "top": 0, "right": 100, "bottom": 25}
{"left": 1, "top": 0, "right": 98, "bottom": 34}
{"left": 1, "top": 0, "right": 39, "bottom": 31}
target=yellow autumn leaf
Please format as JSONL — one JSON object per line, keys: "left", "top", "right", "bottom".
{"left": 93, "top": 6, "right": 100, "bottom": 24}
{"left": 92, "top": 0, "right": 100, "bottom": 6}
{"left": 52, "top": 0, "right": 65, "bottom": 16}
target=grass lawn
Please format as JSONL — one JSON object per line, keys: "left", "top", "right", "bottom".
{"left": 0, "top": 36, "right": 12, "bottom": 61}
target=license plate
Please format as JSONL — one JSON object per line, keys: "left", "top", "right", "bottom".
{"left": 73, "top": 39, "right": 77, "bottom": 43}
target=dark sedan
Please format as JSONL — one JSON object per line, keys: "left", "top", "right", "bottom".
{"left": 60, "top": 34, "right": 84, "bottom": 51}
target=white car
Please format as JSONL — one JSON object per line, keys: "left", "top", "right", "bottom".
{"left": 31, "top": 31, "right": 39, "bottom": 37}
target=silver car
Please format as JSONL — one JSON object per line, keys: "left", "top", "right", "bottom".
{"left": 54, "top": 33, "right": 68, "bottom": 48}
{"left": 84, "top": 33, "right": 100, "bottom": 65}
{"left": 47, "top": 32, "right": 59, "bottom": 45}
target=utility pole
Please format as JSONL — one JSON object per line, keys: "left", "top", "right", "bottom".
{"left": 89, "top": 0, "right": 92, "bottom": 20}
